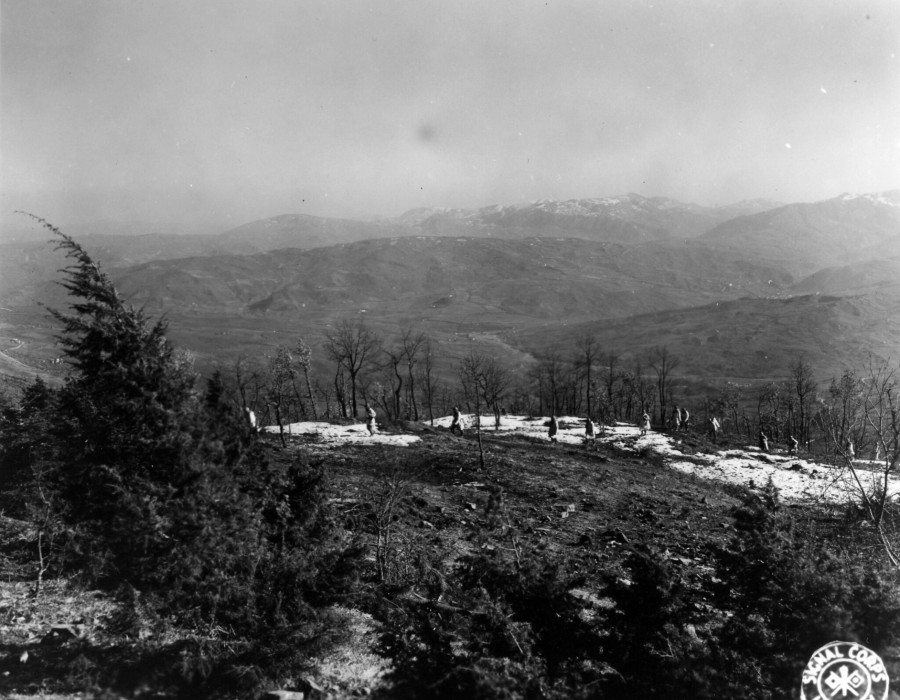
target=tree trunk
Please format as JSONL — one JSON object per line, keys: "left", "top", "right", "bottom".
{"left": 334, "top": 369, "right": 348, "bottom": 419}
{"left": 349, "top": 371, "right": 359, "bottom": 418}
{"left": 393, "top": 359, "right": 403, "bottom": 419}
{"left": 475, "top": 397, "right": 485, "bottom": 469}
{"left": 303, "top": 368, "right": 317, "bottom": 420}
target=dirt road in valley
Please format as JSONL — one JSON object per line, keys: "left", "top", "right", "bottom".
{"left": 0, "top": 336, "right": 42, "bottom": 380}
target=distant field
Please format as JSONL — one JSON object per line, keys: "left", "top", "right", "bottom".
{"left": 0, "top": 309, "right": 65, "bottom": 387}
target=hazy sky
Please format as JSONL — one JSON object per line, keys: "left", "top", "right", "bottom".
{"left": 2, "top": 0, "right": 899, "bottom": 236}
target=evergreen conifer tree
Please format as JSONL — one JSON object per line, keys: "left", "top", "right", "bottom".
{"left": 0, "top": 377, "right": 57, "bottom": 502}
{"left": 22, "top": 217, "right": 205, "bottom": 582}
{"left": 20, "top": 216, "right": 356, "bottom": 638}
{"left": 48, "top": 225, "right": 197, "bottom": 478}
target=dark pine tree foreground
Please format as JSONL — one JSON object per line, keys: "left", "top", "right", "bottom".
{"left": 16, "top": 216, "right": 358, "bottom": 640}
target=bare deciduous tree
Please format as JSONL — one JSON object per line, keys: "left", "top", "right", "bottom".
{"left": 757, "top": 381, "right": 784, "bottom": 440}
{"left": 818, "top": 357, "right": 900, "bottom": 567}
{"left": 648, "top": 345, "right": 679, "bottom": 429}
{"left": 459, "top": 350, "right": 511, "bottom": 469}
{"left": 324, "top": 318, "right": 382, "bottom": 418}
{"left": 234, "top": 352, "right": 264, "bottom": 414}
{"left": 574, "top": 334, "right": 599, "bottom": 421}
{"left": 401, "top": 327, "right": 428, "bottom": 421}
{"left": 791, "top": 354, "right": 818, "bottom": 446}
{"left": 295, "top": 336, "right": 317, "bottom": 420}
{"left": 418, "top": 338, "right": 439, "bottom": 426}
{"left": 383, "top": 346, "right": 405, "bottom": 421}
{"left": 267, "top": 344, "right": 295, "bottom": 446}
{"left": 531, "top": 350, "right": 566, "bottom": 416}
{"left": 715, "top": 382, "right": 743, "bottom": 438}
{"left": 631, "top": 359, "right": 656, "bottom": 423}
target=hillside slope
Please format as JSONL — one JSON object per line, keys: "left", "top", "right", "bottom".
{"left": 508, "top": 292, "right": 900, "bottom": 389}
{"left": 6, "top": 234, "right": 894, "bottom": 395}
{"left": 2, "top": 190, "right": 896, "bottom": 396}
{"left": 0, "top": 193, "right": 783, "bottom": 305}
{"left": 791, "top": 255, "right": 900, "bottom": 296}
{"left": 107, "top": 236, "right": 792, "bottom": 321}
{"left": 700, "top": 191, "right": 900, "bottom": 276}
{"left": 3, "top": 235, "right": 794, "bottom": 389}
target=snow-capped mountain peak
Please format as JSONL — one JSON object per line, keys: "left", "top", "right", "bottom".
{"left": 837, "top": 190, "right": 900, "bottom": 207}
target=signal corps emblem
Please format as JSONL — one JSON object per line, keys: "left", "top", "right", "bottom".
{"left": 801, "top": 641, "right": 889, "bottom": 700}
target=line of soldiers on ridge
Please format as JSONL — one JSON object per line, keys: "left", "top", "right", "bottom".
{"left": 321, "top": 403, "right": 840, "bottom": 459}
{"left": 451, "top": 403, "right": 819, "bottom": 458}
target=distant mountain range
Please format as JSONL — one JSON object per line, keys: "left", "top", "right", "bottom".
{"left": 1, "top": 189, "right": 898, "bottom": 394}
{"left": 394, "top": 194, "right": 784, "bottom": 243}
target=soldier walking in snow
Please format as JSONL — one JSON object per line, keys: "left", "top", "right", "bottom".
{"left": 450, "top": 406, "right": 463, "bottom": 435}
{"left": 244, "top": 407, "right": 258, "bottom": 432}
{"left": 708, "top": 416, "right": 720, "bottom": 441}
{"left": 788, "top": 434, "right": 799, "bottom": 456}
{"left": 584, "top": 416, "right": 596, "bottom": 441}
{"left": 640, "top": 412, "right": 651, "bottom": 436}
{"left": 682, "top": 408, "right": 691, "bottom": 430}
{"left": 366, "top": 404, "right": 378, "bottom": 436}
{"left": 759, "top": 431, "right": 769, "bottom": 453}
{"left": 548, "top": 415, "right": 559, "bottom": 443}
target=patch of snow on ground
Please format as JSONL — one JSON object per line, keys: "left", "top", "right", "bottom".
{"left": 262, "top": 421, "right": 421, "bottom": 447}
{"left": 264, "top": 414, "right": 900, "bottom": 506}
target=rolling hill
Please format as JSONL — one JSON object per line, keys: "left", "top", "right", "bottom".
{"left": 791, "top": 255, "right": 900, "bottom": 297}
{"left": 2, "top": 189, "right": 897, "bottom": 399}
{"left": 2, "top": 234, "right": 793, "bottom": 389}
{"left": 700, "top": 191, "right": 900, "bottom": 277}
{"left": 108, "top": 236, "right": 791, "bottom": 320}
{"left": 507, "top": 292, "right": 900, "bottom": 391}
{"left": 0, "top": 193, "right": 785, "bottom": 305}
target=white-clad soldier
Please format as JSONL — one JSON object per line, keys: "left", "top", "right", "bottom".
{"left": 548, "top": 415, "right": 559, "bottom": 443}
{"left": 244, "top": 407, "right": 258, "bottom": 432}
{"left": 366, "top": 404, "right": 378, "bottom": 436}
{"left": 450, "top": 406, "right": 463, "bottom": 435}
{"left": 788, "top": 434, "right": 799, "bottom": 456}
{"left": 640, "top": 412, "right": 651, "bottom": 436}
